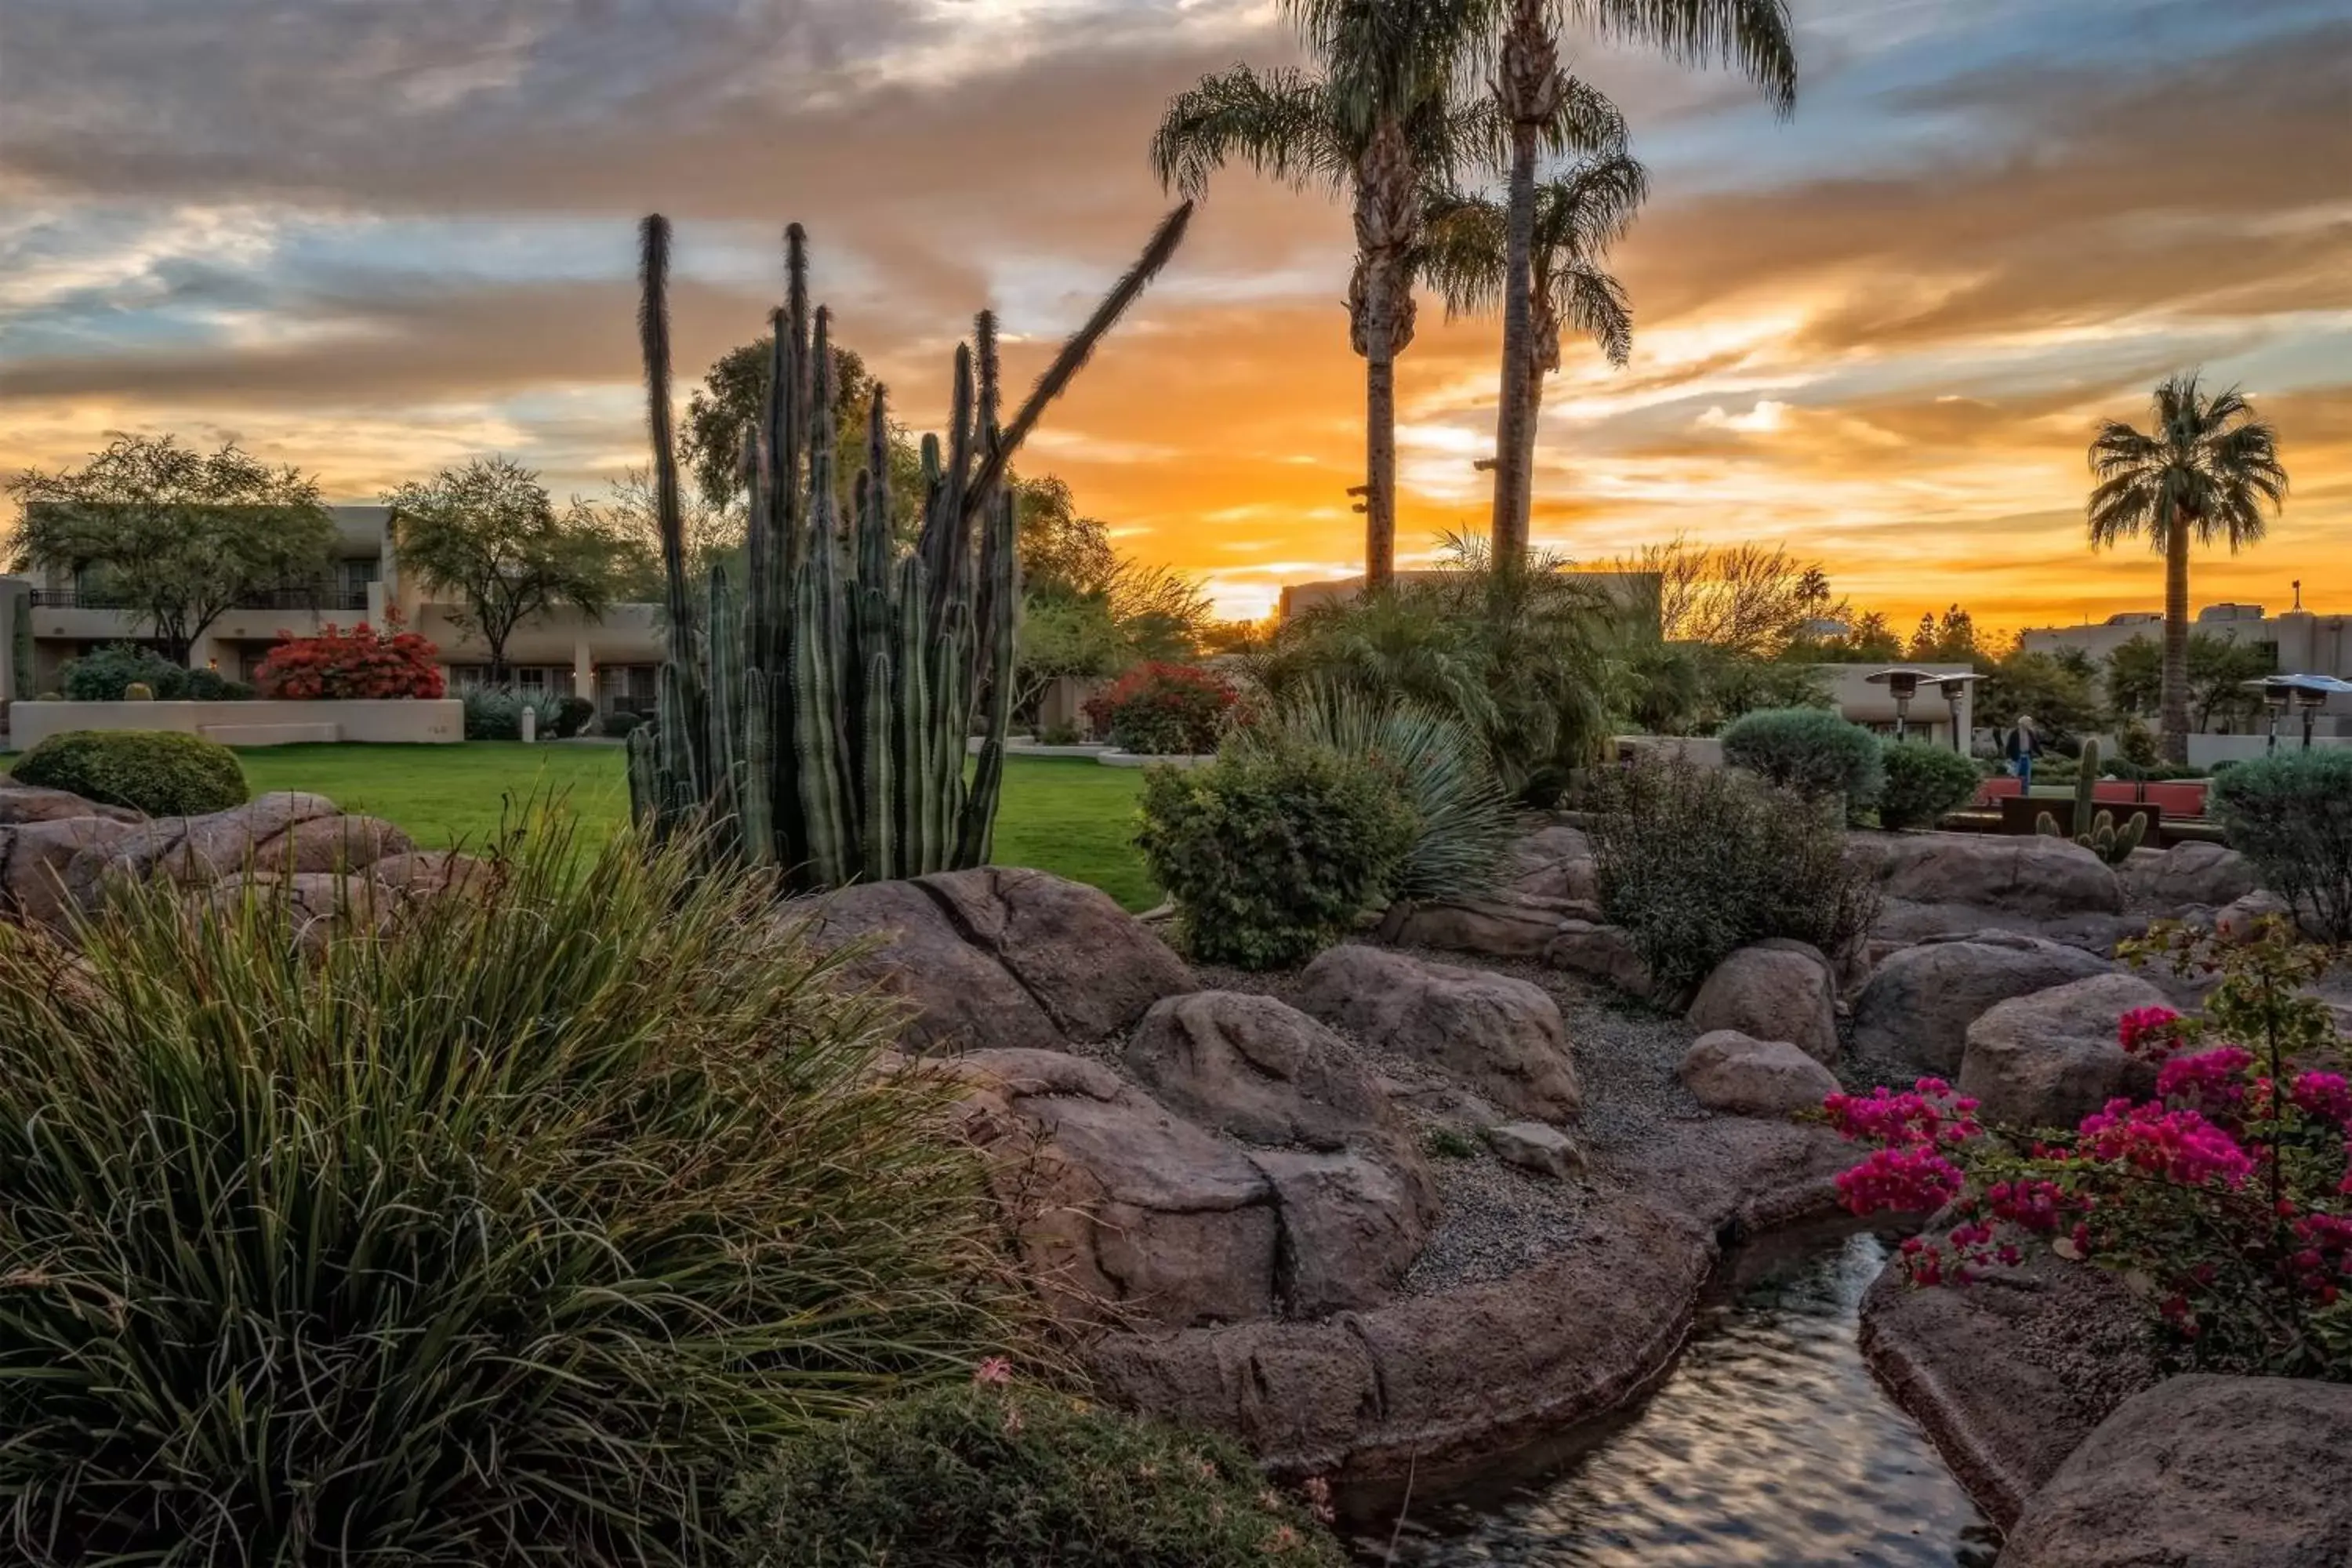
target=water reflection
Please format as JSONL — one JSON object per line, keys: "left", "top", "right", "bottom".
{"left": 1356, "top": 1231, "right": 2003, "bottom": 1566}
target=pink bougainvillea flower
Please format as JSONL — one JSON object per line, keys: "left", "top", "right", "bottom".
{"left": 2116, "top": 1005, "right": 2184, "bottom": 1058}
{"left": 2156, "top": 1047, "right": 2254, "bottom": 1112}
{"left": 2077, "top": 1099, "right": 2255, "bottom": 1188}
{"left": 971, "top": 1356, "right": 1013, "bottom": 1386}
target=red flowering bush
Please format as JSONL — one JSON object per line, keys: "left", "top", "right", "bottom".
{"left": 1083, "top": 662, "right": 1237, "bottom": 755}
{"left": 1828, "top": 918, "right": 2352, "bottom": 1376}
{"left": 253, "top": 609, "right": 445, "bottom": 699}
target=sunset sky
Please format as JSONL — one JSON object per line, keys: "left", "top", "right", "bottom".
{"left": 3, "top": 0, "right": 2347, "bottom": 628}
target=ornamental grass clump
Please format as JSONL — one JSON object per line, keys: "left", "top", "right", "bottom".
{"left": 0, "top": 815, "right": 1027, "bottom": 1566}
{"left": 1828, "top": 919, "right": 2352, "bottom": 1377}
{"left": 730, "top": 1365, "right": 1346, "bottom": 1566}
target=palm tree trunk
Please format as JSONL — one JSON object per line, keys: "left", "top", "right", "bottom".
{"left": 1489, "top": 0, "right": 1554, "bottom": 572}
{"left": 1365, "top": 335, "right": 1397, "bottom": 592}
{"left": 2161, "top": 513, "right": 2191, "bottom": 764}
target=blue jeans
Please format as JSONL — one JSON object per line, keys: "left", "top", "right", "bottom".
{"left": 2012, "top": 755, "right": 2033, "bottom": 790}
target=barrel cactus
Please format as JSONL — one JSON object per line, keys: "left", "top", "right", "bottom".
{"left": 627, "top": 206, "right": 1191, "bottom": 887}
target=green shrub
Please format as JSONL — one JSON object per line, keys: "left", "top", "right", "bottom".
{"left": 462, "top": 685, "right": 564, "bottom": 741}
{"left": 0, "top": 816, "right": 1024, "bottom": 1565}
{"left": 1230, "top": 684, "right": 1520, "bottom": 901}
{"left": 1721, "top": 706, "right": 1886, "bottom": 809}
{"left": 1084, "top": 662, "right": 1237, "bottom": 755}
{"left": 1137, "top": 742, "right": 1416, "bottom": 970}
{"left": 1587, "top": 756, "right": 1882, "bottom": 999}
{"left": 13, "top": 728, "right": 248, "bottom": 816}
{"left": 601, "top": 708, "right": 648, "bottom": 739}
{"left": 550, "top": 694, "right": 597, "bottom": 739}
{"left": 1877, "top": 742, "right": 1981, "bottom": 829}
{"left": 730, "top": 1380, "right": 1344, "bottom": 1567}
{"left": 2212, "top": 749, "right": 2352, "bottom": 942}
{"left": 60, "top": 642, "right": 251, "bottom": 702}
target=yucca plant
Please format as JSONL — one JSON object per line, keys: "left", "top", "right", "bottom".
{"left": 1229, "top": 681, "right": 1521, "bottom": 898}
{"left": 629, "top": 206, "right": 1191, "bottom": 888}
{"left": 0, "top": 816, "right": 1029, "bottom": 1566}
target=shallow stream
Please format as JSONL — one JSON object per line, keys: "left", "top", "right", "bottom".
{"left": 1348, "top": 1228, "right": 2003, "bottom": 1566}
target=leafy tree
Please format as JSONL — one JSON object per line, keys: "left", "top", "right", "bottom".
{"left": 2105, "top": 633, "right": 2277, "bottom": 735}
{"left": 1155, "top": 0, "right": 1533, "bottom": 589}
{"left": 1980, "top": 647, "right": 2102, "bottom": 738}
{"left": 1479, "top": 0, "right": 1795, "bottom": 561}
{"left": 6, "top": 433, "right": 335, "bottom": 664}
{"left": 678, "top": 337, "right": 924, "bottom": 532}
{"left": 2089, "top": 372, "right": 2288, "bottom": 761}
{"left": 1907, "top": 603, "right": 1980, "bottom": 662}
{"left": 385, "top": 457, "right": 644, "bottom": 683}
{"left": 1783, "top": 609, "right": 1903, "bottom": 663}
{"left": 1017, "top": 475, "right": 1120, "bottom": 597}
{"left": 1613, "top": 536, "right": 1842, "bottom": 658}
{"left": 1421, "top": 150, "right": 1646, "bottom": 429}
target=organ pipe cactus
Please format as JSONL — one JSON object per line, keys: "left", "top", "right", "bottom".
{"left": 627, "top": 206, "right": 1192, "bottom": 887}
{"left": 2035, "top": 737, "right": 2149, "bottom": 865}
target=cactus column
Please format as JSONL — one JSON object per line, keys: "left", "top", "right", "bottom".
{"left": 627, "top": 205, "right": 1191, "bottom": 889}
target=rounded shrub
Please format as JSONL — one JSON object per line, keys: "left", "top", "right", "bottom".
{"left": 0, "top": 817, "right": 1025, "bottom": 1564}
{"left": 1720, "top": 706, "right": 1886, "bottom": 808}
{"left": 1083, "top": 662, "right": 1236, "bottom": 755}
{"left": 552, "top": 695, "right": 597, "bottom": 739}
{"left": 601, "top": 708, "right": 648, "bottom": 739}
{"left": 13, "top": 728, "right": 248, "bottom": 817}
{"left": 2212, "top": 748, "right": 2352, "bottom": 942}
{"left": 60, "top": 643, "right": 249, "bottom": 702}
{"left": 1137, "top": 741, "right": 1416, "bottom": 970}
{"left": 730, "top": 1378, "right": 1345, "bottom": 1566}
{"left": 1877, "top": 742, "right": 1982, "bottom": 829}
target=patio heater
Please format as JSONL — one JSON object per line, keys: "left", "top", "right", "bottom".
{"left": 2243, "top": 674, "right": 2352, "bottom": 753}
{"left": 1934, "top": 672, "right": 1985, "bottom": 755}
{"left": 1864, "top": 667, "right": 1946, "bottom": 743}
{"left": 2248, "top": 677, "right": 2292, "bottom": 755}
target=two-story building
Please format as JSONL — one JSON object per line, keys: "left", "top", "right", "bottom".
{"left": 2017, "top": 600, "right": 2352, "bottom": 735}
{"left": 5, "top": 506, "right": 667, "bottom": 713}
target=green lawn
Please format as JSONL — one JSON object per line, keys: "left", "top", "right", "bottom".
{"left": 230, "top": 742, "right": 1160, "bottom": 909}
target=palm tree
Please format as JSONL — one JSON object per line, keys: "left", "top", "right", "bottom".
{"left": 2088, "top": 372, "right": 2288, "bottom": 764}
{"left": 1421, "top": 150, "right": 1647, "bottom": 432}
{"left": 1156, "top": 0, "right": 1555, "bottom": 590}
{"left": 1482, "top": 0, "right": 1796, "bottom": 566}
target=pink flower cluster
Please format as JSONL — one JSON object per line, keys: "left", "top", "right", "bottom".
{"left": 1984, "top": 1178, "right": 2069, "bottom": 1234}
{"left": 1836, "top": 1146, "right": 1965, "bottom": 1217}
{"left": 2292, "top": 1072, "right": 2352, "bottom": 1127}
{"left": 1823, "top": 1079, "right": 1981, "bottom": 1150}
{"left": 2078, "top": 1099, "right": 2255, "bottom": 1188}
{"left": 2117, "top": 1005, "right": 2186, "bottom": 1058}
{"left": 2289, "top": 1211, "right": 2352, "bottom": 1302}
{"left": 2155, "top": 1047, "right": 2255, "bottom": 1113}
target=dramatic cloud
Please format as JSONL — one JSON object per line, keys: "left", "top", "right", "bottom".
{"left": 2, "top": 0, "right": 2347, "bottom": 624}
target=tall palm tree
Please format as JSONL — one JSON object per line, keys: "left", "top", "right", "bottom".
{"left": 2088, "top": 372, "right": 2288, "bottom": 764}
{"left": 1156, "top": 0, "right": 1613, "bottom": 590}
{"left": 1482, "top": 0, "right": 1796, "bottom": 566}
{"left": 1421, "top": 150, "right": 1647, "bottom": 431}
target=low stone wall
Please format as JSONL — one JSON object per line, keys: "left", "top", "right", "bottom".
{"left": 9, "top": 699, "right": 464, "bottom": 749}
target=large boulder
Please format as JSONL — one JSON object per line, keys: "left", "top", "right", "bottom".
{"left": 1959, "top": 972, "right": 2168, "bottom": 1130}
{"left": 1852, "top": 933, "right": 2118, "bottom": 1076}
{"left": 0, "top": 815, "right": 147, "bottom": 927}
{"left": 1998, "top": 1375, "right": 2352, "bottom": 1566}
{"left": 2120, "top": 840, "right": 2257, "bottom": 914}
{"left": 0, "top": 784, "right": 140, "bottom": 825}
{"left": 1867, "top": 832, "right": 2124, "bottom": 917}
{"left": 1124, "top": 991, "right": 1396, "bottom": 1152}
{"left": 1481, "top": 1120, "right": 1586, "bottom": 1179}
{"left": 1686, "top": 941, "right": 1838, "bottom": 1064}
{"left": 1860, "top": 1245, "right": 2158, "bottom": 1527}
{"left": 811, "top": 867, "right": 1192, "bottom": 1054}
{"left": 1543, "top": 920, "right": 1653, "bottom": 997}
{"left": 946, "top": 1049, "right": 1277, "bottom": 1329}
{"left": 1250, "top": 1149, "right": 1432, "bottom": 1318}
{"left": 1294, "top": 945, "right": 1580, "bottom": 1123}
{"left": 1503, "top": 823, "right": 1598, "bottom": 906}
{"left": 1677, "top": 1029, "right": 1840, "bottom": 1118}
{"left": 1387, "top": 896, "right": 1568, "bottom": 960}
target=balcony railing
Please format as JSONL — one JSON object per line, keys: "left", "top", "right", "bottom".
{"left": 29, "top": 587, "right": 370, "bottom": 613}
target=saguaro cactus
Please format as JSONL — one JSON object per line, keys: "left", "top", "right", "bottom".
{"left": 627, "top": 206, "right": 1192, "bottom": 887}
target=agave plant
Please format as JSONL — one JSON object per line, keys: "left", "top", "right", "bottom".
{"left": 1231, "top": 681, "right": 1522, "bottom": 898}
{"left": 629, "top": 206, "right": 1192, "bottom": 887}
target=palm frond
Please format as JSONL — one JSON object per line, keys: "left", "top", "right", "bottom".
{"left": 1150, "top": 66, "right": 1348, "bottom": 198}
{"left": 1571, "top": 0, "right": 1798, "bottom": 114}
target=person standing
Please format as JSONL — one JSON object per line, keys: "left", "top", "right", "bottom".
{"left": 2003, "top": 714, "right": 2041, "bottom": 790}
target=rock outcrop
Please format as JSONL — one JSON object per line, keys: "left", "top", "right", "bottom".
{"left": 1125, "top": 990, "right": 1395, "bottom": 1152}
{"left": 2118, "top": 841, "right": 2257, "bottom": 914}
{"left": 1852, "top": 933, "right": 2118, "bottom": 1076}
{"left": 1998, "top": 1375, "right": 2352, "bottom": 1566}
{"left": 1686, "top": 941, "right": 1839, "bottom": 1063}
{"left": 1678, "top": 1029, "right": 1841, "bottom": 1118}
{"left": 811, "top": 867, "right": 1192, "bottom": 1054}
{"left": 1958, "top": 972, "right": 2168, "bottom": 1130}
{"left": 1294, "top": 945, "right": 1580, "bottom": 1122}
